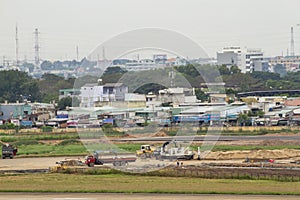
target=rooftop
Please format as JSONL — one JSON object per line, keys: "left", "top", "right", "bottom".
{"left": 103, "top": 83, "right": 124, "bottom": 87}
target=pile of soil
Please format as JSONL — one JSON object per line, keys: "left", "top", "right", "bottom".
{"left": 205, "top": 149, "right": 300, "bottom": 160}
{"left": 151, "top": 130, "right": 168, "bottom": 137}
{"left": 121, "top": 133, "right": 136, "bottom": 138}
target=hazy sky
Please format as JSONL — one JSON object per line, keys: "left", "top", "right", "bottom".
{"left": 1, "top": 0, "right": 300, "bottom": 62}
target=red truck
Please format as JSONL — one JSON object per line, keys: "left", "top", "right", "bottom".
{"left": 85, "top": 153, "right": 136, "bottom": 167}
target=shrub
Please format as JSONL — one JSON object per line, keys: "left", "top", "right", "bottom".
{"left": 0, "top": 123, "right": 16, "bottom": 130}
{"left": 13, "top": 140, "right": 40, "bottom": 146}
{"left": 57, "top": 139, "right": 82, "bottom": 146}
{"left": 41, "top": 126, "right": 53, "bottom": 132}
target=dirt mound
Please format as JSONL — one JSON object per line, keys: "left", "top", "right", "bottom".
{"left": 205, "top": 149, "right": 300, "bottom": 160}
{"left": 121, "top": 133, "right": 136, "bottom": 138}
{"left": 152, "top": 130, "right": 168, "bottom": 137}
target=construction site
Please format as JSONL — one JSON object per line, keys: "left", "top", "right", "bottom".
{"left": 0, "top": 128, "right": 299, "bottom": 182}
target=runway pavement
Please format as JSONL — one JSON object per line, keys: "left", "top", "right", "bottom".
{"left": 0, "top": 193, "right": 299, "bottom": 200}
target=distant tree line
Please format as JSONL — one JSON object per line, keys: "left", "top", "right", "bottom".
{"left": 1, "top": 64, "right": 300, "bottom": 109}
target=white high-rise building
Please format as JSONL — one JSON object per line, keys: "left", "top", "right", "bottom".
{"left": 217, "top": 47, "right": 264, "bottom": 73}
{"left": 80, "top": 83, "right": 128, "bottom": 107}
{"left": 80, "top": 83, "right": 104, "bottom": 107}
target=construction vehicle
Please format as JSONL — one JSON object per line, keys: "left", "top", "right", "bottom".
{"left": 50, "top": 159, "right": 85, "bottom": 172}
{"left": 137, "top": 141, "right": 195, "bottom": 161}
{"left": 2, "top": 143, "right": 18, "bottom": 159}
{"left": 85, "top": 151, "right": 137, "bottom": 167}
{"left": 155, "top": 141, "right": 194, "bottom": 161}
{"left": 56, "top": 159, "right": 85, "bottom": 167}
{"left": 136, "top": 144, "right": 156, "bottom": 159}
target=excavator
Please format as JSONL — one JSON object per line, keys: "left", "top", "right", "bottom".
{"left": 136, "top": 141, "right": 194, "bottom": 160}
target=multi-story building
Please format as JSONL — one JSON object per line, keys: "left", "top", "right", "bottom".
{"left": 80, "top": 83, "right": 104, "bottom": 107}
{"left": 0, "top": 102, "right": 32, "bottom": 121}
{"left": 80, "top": 83, "right": 128, "bottom": 107}
{"left": 269, "top": 56, "right": 300, "bottom": 72}
{"left": 217, "top": 47, "right": 264, "bottom": 73}
{"left": 59, "top": 88, "right": 80, "bottom": 100}
{"left": 253, "top": 60, "right": 270, "bottom": 72}
{"left": 158, "top": 87, "right": 197, "bottom": 106}
{"left": 103, "top": 83, "right": 128, "bottom": 101}
{"left": 153, "top": 54, "right": 167, "bottom": 64}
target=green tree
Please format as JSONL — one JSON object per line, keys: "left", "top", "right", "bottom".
{"left": 58, "top": 97, "right": 72, "bottom": 110}
{"left": 40, "top": 60, "right": 53, "bottom": 70}
{"left": 195, "top": 88, "right": 208, "bottom": 102}
{"left": 218, "top": 65, "right": 231, "bottom": 75}
{"left": 237, "top": 113, "right": 250, "bottom": 126}
{"left": 43, "top": 93, "right": 58, "bottom": 104}
{"left": 230, "top": 65, "right": 241, "bottom": 74}
{"left": 39, "top": 74, "right": 74, "bottom": 103}
{"left": 0, "top": 70, "right": 42, "bottom": 102}
{"left": 135, "top": 83, "right": 166, "bottom": 94}
{"left": 250, "top": 71, "right": 281, "bottom": 82}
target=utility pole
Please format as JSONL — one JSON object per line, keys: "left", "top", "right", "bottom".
{"left": 15, "top": 24, "right": 19, "bottom": 67}
{"left": 169, "top": 68, "right": 176, "bottom": 88}
{"left": 76, "top": 46, "right": 79, "bottom": 61}
{"left": 2, "top": 56, "right": 5, "bottom": 67}
{"left": 34, "top": 28, "right": 40, "bottom": 68}
{"left": 102, "top": 47, "right": 106, "bottom": 61}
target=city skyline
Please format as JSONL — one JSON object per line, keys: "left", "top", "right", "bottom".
{"left": 1, "top": 0, "right": 300, "bottom": 62}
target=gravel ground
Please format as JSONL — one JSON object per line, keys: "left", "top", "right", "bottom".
{"left": 0, "top": 156, "right": 244, "bottom": 172}
{"left": 0, "top": 156, "right": 84, "bottom": 171}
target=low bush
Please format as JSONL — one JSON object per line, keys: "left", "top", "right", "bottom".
{"left": 13, "top": 140, "right": 40, "bottom": 146}
{"left": 56, "top": 139, "right": 82, "bottom": 146}
{"left": 0, "top": 123, "right": 16, "bottom": 130}
{"left": 41, "top": 126, "right": 53, "bottom": 133}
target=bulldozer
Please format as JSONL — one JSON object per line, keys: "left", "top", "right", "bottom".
{"left": 136, "top": 144, "right": 155, "bottom": 159}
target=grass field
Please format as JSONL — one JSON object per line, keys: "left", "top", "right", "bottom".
{"left": 0, "top": 141, "right": 297, "bottom": 157}
{"left": 0, "top": 129, "right": 299, "bottom": 195}
{"left": 0, "top": 128, "right": 299, "bottom": 157}
{"left": 0, "top": 173, "right": 299, "bottom": 195}
{"left": 12, "top": 142, "right": 300, "bottom": 157}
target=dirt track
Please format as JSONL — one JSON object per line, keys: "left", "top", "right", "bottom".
{"left": 0, "top": 156, "right": 83, "bottom": 171}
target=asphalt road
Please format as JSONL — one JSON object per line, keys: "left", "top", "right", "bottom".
{"left": 0, "top": 193, "right": 299, "bottom": 200}
{"left": 112, "top": 135, "right": 300, "bottom": 142}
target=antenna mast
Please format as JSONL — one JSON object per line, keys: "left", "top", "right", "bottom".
{"left": 34, "top": 28, "right": 40, "bottom": 68}
{"left": 15, "top": 24, "right": 19, "bottom": 67}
